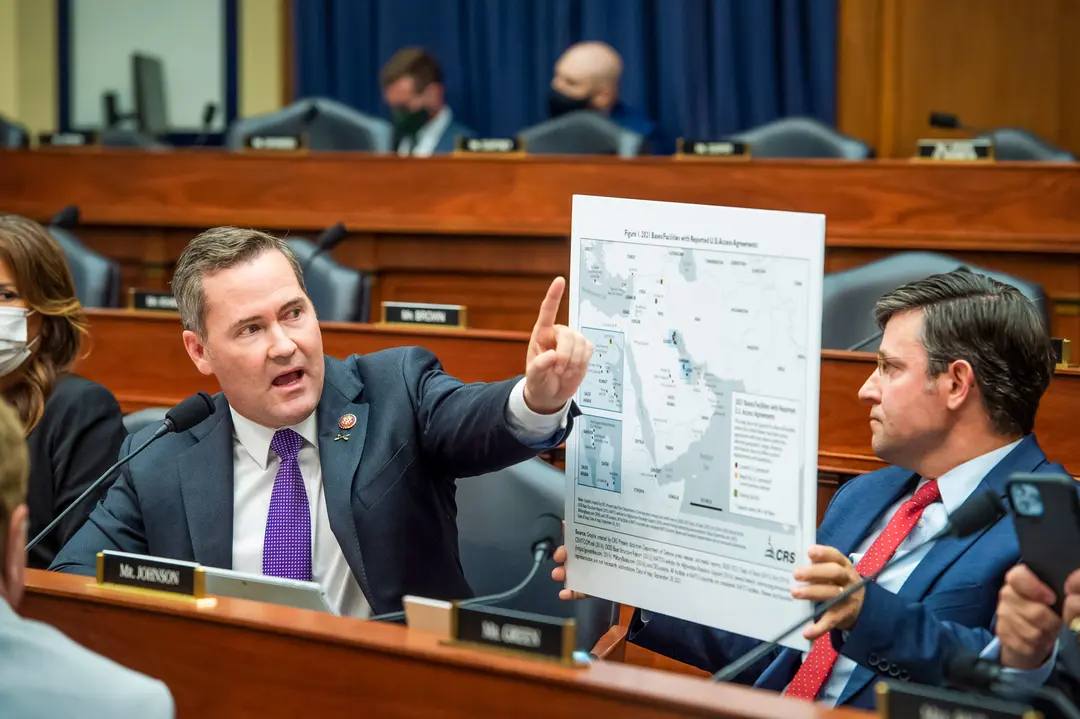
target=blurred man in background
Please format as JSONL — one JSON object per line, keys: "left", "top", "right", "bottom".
{"left": 380, "top": 47, "right": 475, "bottom": 156}
{"left": 549, "top": 41, "right": 656, "bottom": 148}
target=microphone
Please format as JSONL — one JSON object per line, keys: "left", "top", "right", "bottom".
{"left": 25, "top": 392, "right": 216, "bottom": 553}
{"left": 50, "top": 205, "right": 80, "bottom": 229}
{"left": 711, "top": 489, "right": 1007, "bottom": 683}
{"left": 929, "top": 111, "right": 991, "bottom": 138}
{"left": 191, "top": 103, "right": 218, "bottom": 146}
{"left": 368, "top": 513, "right": 563, "bottom": 623}
{"left": 301, "top": 222, "right": 347, "bottom": 272}
{"left": 947, "top": 649, "right": 1080, "bottom": 719}
{"left": 845, "top": 330, "right": 883, "bottom": 353}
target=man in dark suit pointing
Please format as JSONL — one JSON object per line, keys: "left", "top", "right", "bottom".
{"left": 52, "top": 227, "right": 593, "bottom": 617}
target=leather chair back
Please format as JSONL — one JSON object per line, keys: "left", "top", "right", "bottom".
{"left": 456, "top": 458, "right": 619, "bottom": 653}
{"left": 977, "top": 127, "right": 1076, "bottom": 162}
{"left": 287, "top": 239, "right": 371, "bottom": 323}
{"left": 822, "top": 251, "right": 1050, "bottom": 352}
{"left": 728, "top": 116, "right": 874, "bottom": 159}
{"left": 123, "top": 408, "right": 169, "bottom": 435}
{"left": 226, "top": 98, "right": 393, "bottom": 153}
{"left": 0, "top": 115, "right": 29, "bottom": 148}
{"left": 518, "top": 111, "right": 644, "bottom": 157}
{"left": 47, "top": 227, "right": 122, "bottom": 308}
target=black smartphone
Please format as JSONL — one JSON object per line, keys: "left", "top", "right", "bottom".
{"left": 1006, "top": 472, "right": 1080, "bottom": 613}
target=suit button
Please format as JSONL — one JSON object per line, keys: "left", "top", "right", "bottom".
{"left": 889, "top": 666, "right": 902, "bottom": 677}
{"left": 868, "top": 653, "right": 879, "bottom": 665}
{"left": 899, "top": 670, "right": 910, "bottom": 681}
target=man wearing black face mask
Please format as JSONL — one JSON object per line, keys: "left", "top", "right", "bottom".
{"left": 548, "top": 41, "right": 657, "bottom": 150}
{"left": 380, "top": 47, "right": 475, "bottom": 157}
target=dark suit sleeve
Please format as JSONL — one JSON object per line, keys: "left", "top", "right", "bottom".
{"left": 833, "top": 581, "right": 994, "bottom": 686}
{"left": 47, "top": 382, "right": 126, "bottom": 550}
{"left": 628, "top": 609, "right": 775, "bottom": 682}
{"left": 403, "top": 346, "right": 561, "bottom": 476}
{"left": 50, "top": 431, "right": 150, "bottom": 575}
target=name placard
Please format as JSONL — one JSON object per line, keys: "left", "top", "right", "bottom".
{"left": 244, "top": 134, "right": 305, "bottom": 151}
{"left": 915, "top": 138, "right": 994, "bottom": 161}
{"left": 452, "top": 603, "right": 577, "bottom": 665}
{"left": 97, "top": 550, "right": 204, "bottom": 598}
{"left": 1053, "top": 337, "right": 1071, "bottom": 367}
{"left": 128, "top": 289, "right": 178, "bottom": 312}
{"left": 875, "top": 681, "right": 1036, "bottom": 719}
{"left": 38, "top": 131, "right": 97, "bottom": 148}
{"left": 454, "top": 136, "right": 523, "bottom": 154}
{"left": 381, "top": 302, "right": 467, "bottom": 328}
{"left": 676, "top": 138, "right": 750, "bottom": 158}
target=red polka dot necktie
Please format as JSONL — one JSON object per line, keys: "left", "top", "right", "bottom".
{"left": 262, "top": 428, "right": 313, "bottom": 581}
{"left": 783, "top": 479, "right": 941, "bottom": 701}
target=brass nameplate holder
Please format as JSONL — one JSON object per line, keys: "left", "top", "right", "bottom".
{"left": 243, "top": 134, "right": 308, "bottom": 152}
{"left": 915, "top": 138, "right": 994, "bottom": 161}
{"left": 37, "top": 131, "right": 99, "bottom": 149}
{"left": 876, "top": 680, "right": 1040, "bottom": 719}
{"left": 96, "top": 550, "right": 214, "bottom": 606}
{"left": 675, "top": 138, "right": 750, "bottom": 159}
{"left": 380, "top": 301, "right": 467, "bottom": 329}
{"left": 1053, "top": 337, "right": 1072, "bottom": 368}
{"left": 448, "top": 602, "right": 583, "bottom": 666}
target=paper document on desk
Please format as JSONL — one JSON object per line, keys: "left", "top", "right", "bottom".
{"left": 564, "top": 195, "right": 825, "bottom": 651}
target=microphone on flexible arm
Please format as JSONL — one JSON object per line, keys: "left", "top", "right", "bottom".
{"left": 946, "top": 648, "right": 1080, "bottom": 719}
{"left": 711, "top": 490, "right": 1007, "bottom": 683}
{"left": 25, "top": 392, "right": 216, "bottom": 553}
{"left": 190, "top": 102, "right": 218, "bottom": 146}
{"left": 845, "top": 330, "right": 884, "bottom": 353}
{"left": 368, "top": 513, "right": 563, "bottom": 623}
{"left": 929, "top": 111, "right": 991, "bottom": 138}
{"left": 301, "top": 222, "right": 347, "bottom": 272}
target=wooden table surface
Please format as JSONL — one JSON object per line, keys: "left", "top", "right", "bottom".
{"left": 21, "top": 569, "right": 871, "bottom": 719}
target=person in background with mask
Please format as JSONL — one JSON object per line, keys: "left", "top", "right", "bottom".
{"left": 380, "top": 47, "right": 476, "bottom": 157}
{"left": 548, "top": 41, "right": 657, "bottom": 150}
{"left": 0, "top": 214, "right": 125, "bottom": 569}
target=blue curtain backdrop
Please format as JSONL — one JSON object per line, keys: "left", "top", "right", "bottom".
{"left": 294, "top": 0, "right": 836, "bottom": 153}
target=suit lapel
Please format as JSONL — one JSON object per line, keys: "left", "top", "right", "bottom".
{"left": 178, "top": 394, "right": 234, "bottom": 568}
{"left": 818, "top": 468, "right": 919, "bottom": 555}
{"left": 835, "top": 436, "right": 1048, "bottom": 705}
{"left": 316, "top": 356, "right": 372, "bottom": 602}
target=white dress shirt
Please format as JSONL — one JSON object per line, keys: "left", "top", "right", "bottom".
{"left": 812, "top": 439, "right": 1022, "bottom": 705}
{"left": 396, "top": 106, "right": 453, "bottom": 157}
{"left": 230, "top": 377, "right": 570, "bottom": 618}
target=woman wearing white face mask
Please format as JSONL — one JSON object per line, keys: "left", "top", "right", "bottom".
{"left": 0, "top": 214, "right": 125, "bottom": 569}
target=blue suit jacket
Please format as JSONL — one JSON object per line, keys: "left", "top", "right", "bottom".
{"left": 433, "top": 119, "right": 475, "bottom": 154}
{"left": 629, "top": 435, "right": 1065, "bottom": 710}
{"left": 51, "top": 348, "right": 572, "bottom": 614}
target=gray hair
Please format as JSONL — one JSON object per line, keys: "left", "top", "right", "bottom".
{"left": 171, "top": 227, "right": 306, "bottom": 338}
{"left": 874, "top": 269, "right": 1054, "bottom": 436}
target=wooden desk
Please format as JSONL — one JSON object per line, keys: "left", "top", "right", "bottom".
{"left": 2, "top": 150, "right": 1079, "bottom": 337}
{"left": 76, "top": 310, "right": 1080, "bottom": 482}
{"left": 20, "top": 569, "right": 869, "bottom": 719}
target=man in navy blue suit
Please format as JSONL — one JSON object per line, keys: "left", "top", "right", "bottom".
{"left": 381, "top": 47, "right": 476, "bottom": 157}
{"left": 52, "top": 227, "right": 593, "bottom": 618}
{"left": 554, "top": 270, "right": 1062, "bottom": 708}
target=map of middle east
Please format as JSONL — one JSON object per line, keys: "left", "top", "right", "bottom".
{"left": 576, "top": 237, "right": 811, "bottom": 528}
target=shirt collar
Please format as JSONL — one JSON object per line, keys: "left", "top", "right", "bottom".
{"left": 229, "top": 406, "right": 319, "bottom": 470}
{"left": 931, "top": 438, "right": 1023, "bottom": 514}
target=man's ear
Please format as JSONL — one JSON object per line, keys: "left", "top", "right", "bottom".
{"left": 591, "top": 86, "right": 616, "bottom": 112}
{"left": 2, "top": 504, "right": 28, "bottom": 610}
{"left": 182, "top": 330, "right": 214, "bottom": 377}
{"left": 944, "top": 359, "right": 977, "bottom": 411}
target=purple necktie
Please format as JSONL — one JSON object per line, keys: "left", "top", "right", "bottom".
{"left": 263, "top": 428, "right": 312, "bottom": 581}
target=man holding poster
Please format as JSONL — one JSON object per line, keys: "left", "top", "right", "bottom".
{"left": 556, "top": 251, "right": 1063, "bottom": 708}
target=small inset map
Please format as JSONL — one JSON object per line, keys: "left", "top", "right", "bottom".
{"left": 578, "top": 416, "right": 622, "bottom": 493}
{"left": 580, "top": 327, "right": 625, "bottom": 413}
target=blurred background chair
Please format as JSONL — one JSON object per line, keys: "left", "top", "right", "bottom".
{"left": 0, "top": 115, "right": 29, "bottom": 149}
{"left": 821, "top": 251, "right": 1049, "bottom": 352}
{"left": 727, "top": 116, "right": 874, "bottom": 159}
{"left": 286, "top": 238, "right": 372, "bottom": 323}
{"left": 518, "top": 111, "right": 644, "bottom": 157}
{"left": 226, "top": 97, "right": 393, "bottom": 153}
{"left": 46, "top": 207, "right": 122, "bottom": 309}
{"left": 456, "top": 458, "right": 619, "bottom": 653}
{"left": 976, "top": 127, "right": 1077, "bottom": 162}
{"left": 122, "top": 407, "right": 169, "bottom": 435}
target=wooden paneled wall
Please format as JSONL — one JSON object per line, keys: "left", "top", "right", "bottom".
{"left": 838, "top": 0, "right": 1080, "bottom": 158}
